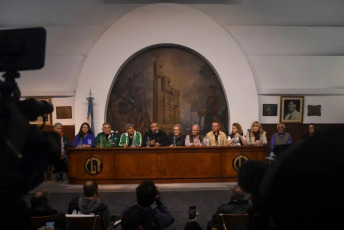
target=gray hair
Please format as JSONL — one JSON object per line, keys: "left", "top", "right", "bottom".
{"left": 53, "top": 122, "right": 62, "bottom": 129}
{"left": 102, "top": 122, "right": 111, "bottom": 127}
{"left": 192, "top": 124, "right": 200, "bottom": 130}
{"left": 127, "top": 123, "right": 135, "bottom": 128}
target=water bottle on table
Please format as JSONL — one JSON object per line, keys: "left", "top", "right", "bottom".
{"left": 146, "top": 136, "right": 150, "bottom": 147}
{"left": 235, "top": 136, "right": 240, "bottom": 146}
{"left": 114, "top": 133, "right": 118, "bottom": 147}
{"left": 99, "top": 136, "right": 104, "bottom": 148}
{"left": 205, "top": 136, "right": 210, "bottom": 146}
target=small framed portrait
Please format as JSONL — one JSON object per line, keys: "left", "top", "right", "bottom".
{"left": 263, "top": 104, "right": 278, "bottom": 116}
{"left": 280, "top": 96, "right": 304, "bottom": 123}
{"left": 25, "top": 97, "right": 53, "bottom": 126}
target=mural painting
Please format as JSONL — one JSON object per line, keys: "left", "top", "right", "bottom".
{"left": 106, "top": 46, "right": 228, "bottom": 135}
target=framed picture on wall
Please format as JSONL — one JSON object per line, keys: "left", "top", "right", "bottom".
{"left": 25, "top": 97, "right": 53, "bottom": 126}
{"left": 263, "top": 104, "right": 278, "bottom": 116}
{"left": 280, "top": 96, "right": 304, "bottom": 123}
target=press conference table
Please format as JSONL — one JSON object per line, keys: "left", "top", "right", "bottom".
{"left": 67, "top": 146, "right": 267, "bottom": 184}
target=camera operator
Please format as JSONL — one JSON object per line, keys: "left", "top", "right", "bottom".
{"left": 121, "top": 180, "right": 174, "bottom": 230}
{"left": 0, "top": 27, "right": 60, "bottom": 228}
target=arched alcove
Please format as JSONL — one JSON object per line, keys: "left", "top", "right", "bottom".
{"left": 106, "top": 45, "right": 229, "bottom": 135}
{"left": 75, "top": 3, "right": 258, "bottom": 134}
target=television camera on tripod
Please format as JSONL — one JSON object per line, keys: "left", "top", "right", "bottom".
{"left": 0, "top": 27, "right": 61, "bottom": 227}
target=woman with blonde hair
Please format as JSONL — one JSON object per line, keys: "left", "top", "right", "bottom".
{"left": 227, "top": 122, "right": 247, "bottom": 146}
{"left": 245, "top": 121, "right": 267, "bottom": 146}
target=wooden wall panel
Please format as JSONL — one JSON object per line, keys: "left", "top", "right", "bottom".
{"left": 67, "top": 146, "right": 266, "bottom": 184}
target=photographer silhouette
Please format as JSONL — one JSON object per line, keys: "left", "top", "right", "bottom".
{"left": 0, "top": 27, "right": 61, "bottom": 228}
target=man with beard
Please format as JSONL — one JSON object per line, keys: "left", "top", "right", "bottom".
{"left": 142, "top": 122, "right": 168, "bottom": 147}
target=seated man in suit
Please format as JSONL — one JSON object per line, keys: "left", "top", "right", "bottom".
{"left": 284, "top": 101, "right": 300, "bottom": 120}
{"left": 53, "top": 122, "right": 70, "bottom": 183}
{"left": 68, "top": 180, "right": 111, "bottom": 230}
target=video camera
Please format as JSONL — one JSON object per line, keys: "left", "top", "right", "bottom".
{"left": 0, "top": 27, "right": 61, "bottom": 226}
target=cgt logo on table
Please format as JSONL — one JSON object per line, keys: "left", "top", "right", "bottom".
{"left": 232, "top": 153, "right": 249, "bottom": 171}
{"left": 84, "top": 156, "right": 103, "bottom": 175}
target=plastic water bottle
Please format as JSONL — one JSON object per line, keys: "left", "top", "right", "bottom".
{"left": 114, "top": 132, "right": 119, "bottom": 146}
{"left": 235, "top": 136, "right": 240, "bottom": 146}
{"left": 99, "top": 136, "right": 103, "bottom": 148}
{"left": 173, "top": 136, "right": 176, "bottom": 146}
{"left": 146, "top": 136, "right": 150, "bottom": 147}
{"left": 206, "top": 136, "right": 209, "bottom": 146}
{"left": 78, "top": 137, "right": 83, "bottom": 148}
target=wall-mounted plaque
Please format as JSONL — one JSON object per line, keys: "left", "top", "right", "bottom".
{"left": 56, "top": 106, "right": 72, "bottom": 119}
{"left": 307, "top": 105, "right": 321, "bottom": 116}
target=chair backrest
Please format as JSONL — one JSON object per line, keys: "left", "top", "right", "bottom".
{"left": 217, "top": 213, "right": 249, "bottom": 230}
{"left": 66, "top": 214, "right": 101, "bottom": 230}
{"left": 27, "top": 215, "right": 54, "bottom": 230}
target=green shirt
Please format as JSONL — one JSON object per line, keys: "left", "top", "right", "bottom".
{"left": 119, "top": 131, "right": 142, "bottom": 147}
{"left": 94, "top": 132, "right": 120, "bottom": 147}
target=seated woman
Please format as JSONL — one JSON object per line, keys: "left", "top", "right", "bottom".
{"left": 227, "top": 122, "right": 247, "bottom": 146}
{"left": 245, "top": 121, "right": 267, "bottom": 146}
{"left": 302, "top": 123, "right": 317, "bottom": 139}
{"left": 72, "top": 122, "right": 95, "bottom": 148}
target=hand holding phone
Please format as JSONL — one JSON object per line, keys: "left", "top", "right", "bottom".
{"left": 111, "top": 215, "right": 121, "bottom": 228}
{"left": 189, "top": 205, "right": 197, "bottom": 220}
{"left": 45, "top": 221, "right": 54, "bottom": 230}
{"left": 155, "top": 186, "right": 162, "bottom": 205}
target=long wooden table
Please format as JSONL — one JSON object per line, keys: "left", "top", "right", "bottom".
{"left": 67, "top": 146, "right": 267, "bottom": 184}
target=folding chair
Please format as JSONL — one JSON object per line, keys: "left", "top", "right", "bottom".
{"left": 217, "top": 213, "right": 249, "bottom": 230}
{"left": 66, "top": 214, "right": 101, "bottom": 230}
{"left": 27, "top": 215, "right": 54, "bottom": 230}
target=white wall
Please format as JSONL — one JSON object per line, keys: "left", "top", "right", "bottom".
{"left": 75, "top": 3, "right": 258, "bottom": 134}
{"left": 259, "top": 95, "right": 344, "bottom": 124}
{"left": 11, "top": 3, "right": 344, "bottom": 133}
